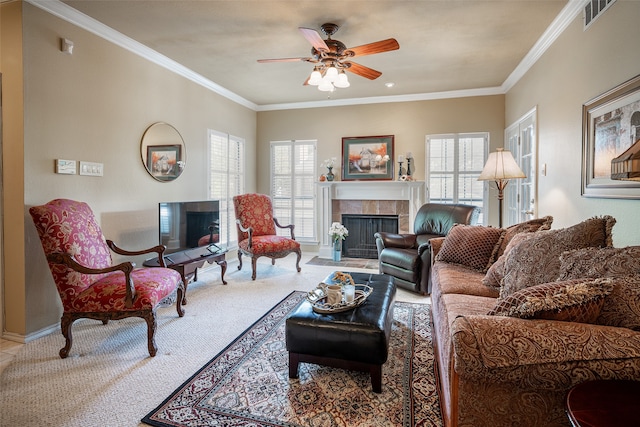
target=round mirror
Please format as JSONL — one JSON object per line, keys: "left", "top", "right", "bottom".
{"left": 140, "top": 122, "right": 186, "bottom": 182}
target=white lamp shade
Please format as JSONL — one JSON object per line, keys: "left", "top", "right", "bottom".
{"left": 308, "top": 70, "right": 322, "bottom": 86}
{"left": 325, "top": 66, "right": 338, "bottom": 82}
{"left": 478, "top": 148, "right": 526, "bottom": 181}
{"left": 318, "top": 78, "right": 334, "bottom": 92}
{"left": 333, "top": 72, "right": 350, "bottom": 88}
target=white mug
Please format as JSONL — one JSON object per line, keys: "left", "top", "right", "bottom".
{"left": 326, "top": 285, "right": 342, "bottom": 305}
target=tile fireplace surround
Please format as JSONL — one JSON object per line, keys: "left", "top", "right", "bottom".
{"left": 317, "top": 181, "right": 425, "bottom": 259}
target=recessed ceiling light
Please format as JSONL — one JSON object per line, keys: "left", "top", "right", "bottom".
{"left": 385, "top": 82, "right": 395, "bottom": 88}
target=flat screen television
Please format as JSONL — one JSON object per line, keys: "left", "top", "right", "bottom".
{"left": 159, "top": 200, "right": 220, "bottom": 255}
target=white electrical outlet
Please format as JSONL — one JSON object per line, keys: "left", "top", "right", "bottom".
{"left": 55, "top": 159, "right": 77, "bottom": 174}
{"left": 79, "top": 161, "right": 104, "bottom": 177}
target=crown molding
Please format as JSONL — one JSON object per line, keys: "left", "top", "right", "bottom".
{"left": 256, "top": 86, "right": 504, "bottom": 111}
{"left": 27, "top": 0, "right": 582, "bottom": 112}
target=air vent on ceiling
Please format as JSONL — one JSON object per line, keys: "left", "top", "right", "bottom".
{"left": 584, "top": 0, "right": 617, "bottom": 30}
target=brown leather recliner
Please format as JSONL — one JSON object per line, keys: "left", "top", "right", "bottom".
{"left": 374, "top": 203, "right": 480, "bottom": 295}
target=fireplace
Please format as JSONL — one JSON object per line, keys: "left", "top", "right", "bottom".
{"left": 342, "top": 214, "right": 398, "bottom": 259}
{"left": 317, "top": 181, "right": 425, "bottom": 259}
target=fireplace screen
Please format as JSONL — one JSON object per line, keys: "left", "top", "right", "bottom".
{"left": 342, "top": 214, "right": 399, "bottom": 259}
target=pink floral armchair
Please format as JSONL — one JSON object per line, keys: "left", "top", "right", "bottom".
{"left": 29, "top": 199, "right": 184, "bottom": 358}
{"left": 233, "top": 193, "right": 301, "bottom": 280}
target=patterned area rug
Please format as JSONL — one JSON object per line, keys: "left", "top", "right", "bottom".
{"left": 142, "top": 291, "right": 442, "bottom": 427}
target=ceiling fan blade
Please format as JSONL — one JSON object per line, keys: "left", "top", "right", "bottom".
{"left": 257, "top": 57, "right": 314, "bottom": 63}
{"left": 347, "top": 38, "right": 399, "bottom": 57}
{"left": 299, "top": 27, "right": 330, "bottom": 52}
{"left": 345, "top": 62, "right": 382, "bottom": 80}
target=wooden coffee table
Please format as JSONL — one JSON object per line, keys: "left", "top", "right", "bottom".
{"left": 566, "top": 379, "right": 640, "bottom": 426}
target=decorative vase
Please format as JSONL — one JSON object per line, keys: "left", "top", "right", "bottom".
{"left": 332, "top": 239, "right": 342, "bottom": 262}
{"left": 326, "top": 167, "right": 335, "bottom": 181}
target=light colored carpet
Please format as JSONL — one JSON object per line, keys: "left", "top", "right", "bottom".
{"left": 0, "top": 253, "right": 428, "bottom": 427}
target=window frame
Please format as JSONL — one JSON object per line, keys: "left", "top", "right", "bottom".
{"left": 208, "top": 129, "right": 245, "bottom": 249}
{"left": 425, "top": 132, "right": 489, "bottom": 224}
{"left": 270, "top": 140, "right": 318, "bottom": 244}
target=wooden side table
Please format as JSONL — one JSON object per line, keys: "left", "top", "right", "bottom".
{"left": 566, "top": 379, "right": 640, "bottom": 427}
{"left": 144, "top": 247, "right": 227, "bottom": 304}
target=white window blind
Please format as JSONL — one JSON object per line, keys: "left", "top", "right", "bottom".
{"left": 426, "top": 133, "right": 488, "bottom": 224}
{"left": 209, "top": 130, "right": 245, "bottom": 248}
{"left": 270, "top": 140, "right": 317, "bottom": 242}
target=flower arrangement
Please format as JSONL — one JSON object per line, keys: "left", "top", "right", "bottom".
{"left": 329, "top": 222, "right": 349, "bottom": 242}
{"left": 321, "top": 157, "right": 337, "bottom": 170}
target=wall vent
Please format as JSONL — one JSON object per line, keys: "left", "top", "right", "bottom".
{"left": 584, "top": 0, "right": 617, "bottom": 30}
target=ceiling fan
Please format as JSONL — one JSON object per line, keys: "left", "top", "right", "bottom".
{"left": 258, "top": 23, "right": 399, "bottom": 91}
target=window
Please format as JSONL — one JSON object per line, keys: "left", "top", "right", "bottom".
{"left": 270, "top": 140, "right": 317, "bottom": 243}
{"left": 208, "top": 130, "right": 245, "bottom": 248}
{"left": 426, "top": 133, "right": 488, "bottom": 224}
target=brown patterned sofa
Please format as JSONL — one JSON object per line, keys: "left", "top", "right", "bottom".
{"left": 429, "top": 216, "right": 640, "bottom": 427}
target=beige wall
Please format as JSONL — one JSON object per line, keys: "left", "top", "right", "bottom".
{"left": 1, "top": 1, "right": 26, "bottom": 339}
{"left": 506, "top": 1, "right": 640, "bottom": 246}
{"left": 6, "top": 2, "right": 257, "bottom": 337}
{"left": 257, "top": 95, "right": 506, "bottom": 224}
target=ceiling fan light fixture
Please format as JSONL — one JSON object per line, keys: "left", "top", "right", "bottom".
{"left": 333, "top": 71, "right": 350, "bottom": 88}
{"left": 308, "top": 69, "right": 322, "bottom": 86}
{"left": 325, "top": 65, "right": 338, "bottom": 82}
{"left": 318, "top": 79, "right": 334, "bottom": 92}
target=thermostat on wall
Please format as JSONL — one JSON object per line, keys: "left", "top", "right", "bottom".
{"left": 55, "top": 159, "right": 77, "bottom": 174}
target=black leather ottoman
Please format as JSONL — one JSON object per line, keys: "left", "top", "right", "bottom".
{"left": 285, "top": 272, "right": 396, "bottom": 393}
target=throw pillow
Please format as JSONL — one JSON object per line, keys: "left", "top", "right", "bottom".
{"left": 488, "top": 278, "right": 614, "bottom": 324}
{"left": 482, "top": 216, "right": 554, "bottom": 290}
{"left": 435, "top": 224, "right": 504, "bottom": 272}
{"left": 490, "top": 216, "right": 554, "bottom": 260}
{"left": 500, "top": 216, "right": 616, "bottom": 298}
{"left": 595, "top": 275, "right": 640, "bottom": 331}
{"left": 557, "top": 246, "right": 640, "bottom": 281}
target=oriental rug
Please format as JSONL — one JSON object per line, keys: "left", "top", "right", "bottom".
{"left": 142, "top": 291, "right": 442, "bottom": 427}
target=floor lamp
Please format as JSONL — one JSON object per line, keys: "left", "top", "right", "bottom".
{"left": 478, "top": 148, "right": 526, "bottom": 228}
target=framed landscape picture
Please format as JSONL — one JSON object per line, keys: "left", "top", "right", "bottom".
{"left": 582, "top": 74, "right": 640, "bottom": 198}
{"left": 341, "top": 135, "right": 394, "bottom": 181}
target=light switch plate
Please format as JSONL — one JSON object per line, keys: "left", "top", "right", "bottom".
{"left": 55, "top": 159, "right": 77, "bottom": 174}
{"left": 79, "top": 161, "right": 104, "bottom": 177}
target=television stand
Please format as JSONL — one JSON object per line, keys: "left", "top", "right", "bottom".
{"left": 143, "top": 246, "right": 227, "bottom": 305}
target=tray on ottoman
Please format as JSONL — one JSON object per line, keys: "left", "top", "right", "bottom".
{"left": 285, "top": 272, "right": 396, "bottom": 393}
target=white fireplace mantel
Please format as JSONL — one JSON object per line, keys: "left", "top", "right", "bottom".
{"left": 317, "top": 181, "right": 425, "bottom": 258}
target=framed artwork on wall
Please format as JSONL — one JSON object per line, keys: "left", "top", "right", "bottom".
{"left": 582, "top": 74, "right": 640, "bottom": 198}
{"left": 341, "top": 135, "right": 394, "bottom": 181}
{"left": 147, "top": 145, "right": 182, "bottom": 181}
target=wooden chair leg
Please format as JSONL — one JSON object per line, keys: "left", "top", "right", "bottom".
{"left": 295, "top": 249, "right": 302, "bottom": 272}
{"left": 237, "top": 252, "right": 243, "bottom": 271}
{"left": 144, "top": 311, "right": 158, "bottom": 357}
{"left": 59, "top": 313, "right": 74, "bottom": 359}
{"left": 176, "top": 283, "right": 185, "bottom": 317}
{"left": 251, "top": 257, "right": 258, "bottom": 280}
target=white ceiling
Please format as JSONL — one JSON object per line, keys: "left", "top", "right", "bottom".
{"left": 52, "top": 0, "right": 573, "bottom": 109}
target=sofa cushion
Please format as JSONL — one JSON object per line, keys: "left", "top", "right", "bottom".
{"left": 432, "top": 262, "right": 500, "bottom": 298}
{"left": 435, "top": 224, "right": 504, "bottom": 272}
{"left": 499, "top": 216, "right": 616, "bottom": 298}
{"left": 557, "top": 246, "right": 640, "bottom": 281}
{"left": 482, "top": 217, "right": 554, "bottom": 290}
{"left": 488, "top": 278, "right": 614, "bottom": 323}
{"left": 595, "top": 275, "right": 640, "bottom": 331}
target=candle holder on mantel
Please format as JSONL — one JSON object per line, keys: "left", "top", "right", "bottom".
{"left": 406, "top": 157, "right": 413, "bottom": 178}
{"left": 398, "top": 161, "right": 406, "bottom": 180}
